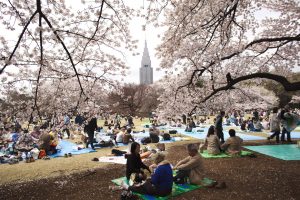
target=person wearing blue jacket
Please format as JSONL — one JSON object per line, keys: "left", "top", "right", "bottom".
{"left": 122, "top": 152, "right": 173, "bottom": 197}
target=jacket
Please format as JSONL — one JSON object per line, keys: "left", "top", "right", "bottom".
{"left": 175, "top": 154, "right": 203, "bottom": 184}
{"left": 151, "top": 160, "right": 173, "bottom": 196}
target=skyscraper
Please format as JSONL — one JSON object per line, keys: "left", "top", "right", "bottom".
{"left": 139, "top": 41, "right": 153, "bottom": 85}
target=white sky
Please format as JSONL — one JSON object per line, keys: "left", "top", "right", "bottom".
{"left": 1, "top": 1, "right": 298, "bottom": 85}
{"left": 120, "top": 1, "right": 165, "bottom": 84}
{"left": 66, "top": 0, "right": 165, "bottom": 84}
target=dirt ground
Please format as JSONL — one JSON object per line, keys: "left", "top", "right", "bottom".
{"left": 0, "top": 140, "right": 300, "bottom": 200}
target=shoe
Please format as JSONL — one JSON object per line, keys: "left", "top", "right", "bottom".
{"left": 30, "top": 157, "right": 35, "bottom": 162}
{"left": 64, "top": 153, "right": 68, "bottom": 158}
{"left": 91, "top": 157, "right": 99, "bottom": 161}
{"left": 215, "top": 182, "right": 226, "bottom": 189}
{"left": 43, "top": 156, "right": 50, "bottom": 160}
{"left": 68, "top": 153, "right": 72, "bottom": 157}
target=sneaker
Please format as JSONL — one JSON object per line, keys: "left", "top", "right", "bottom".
{"left": 43, "top": 156, "right": 50, "bottom": 160}
{"left": 215, "top": 182, "right": 226, "bottom": 189}
{"left": 91, "top": 157, "right": 99, "bottom": 161}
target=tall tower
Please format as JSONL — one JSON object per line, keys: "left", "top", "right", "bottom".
{"left": 139, "top": 41, "right": 153, "bottom": 85}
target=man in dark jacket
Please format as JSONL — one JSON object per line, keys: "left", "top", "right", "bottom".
{"left": 215, "top": 111, "right": 225, "bottom": 143}
{"left": 85, "top": 114, "right": 98, "bottom": 150}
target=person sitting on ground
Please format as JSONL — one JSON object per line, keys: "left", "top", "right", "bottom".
{"left": 149, "top": 128, "right": 160, "bottom": 143}
{"left": 247, "top": 119, "right": 255, "bottom": 131}
{"left": 240, "top": 121, "right": 247, "bottom": 131}
{"left": 39, "top": 131, "right": 56, "bottom": 155}
{"left": 125, "top": 142, "right": 151, "bottom": 181}
{"left": 176, "top": 119, "right": 182, "bottom": 127}
{"left": 224, "top": 116, "right": 231, "bottom": 126}
{"left": 199, "top": 125, "right": 221, "bottom": 155}
{"left": 31, "top": 126, "right": 42, "bottom": 142}
{"left": 173, "top": 143, "right": 203, "bottom": 185}
{"left": 15, "top": 129, "right": 35, "bottom": 161}
{"left": 253, "top": 118, "right": 263, "bottom": 132}
{"left": 221, "top": 129, "right": 243, "bottom": 155}
{"left": 122, "top": 152, "right": 173, "bottom": 197}
{"left": 115, "top": 127, "right": 126, "bottom": 144}
{"left": 123, "top": 128, "right": 135, "bottom": 145}
{"left": 185, "top": 118, "right": 196, "bottom": 132}
{"left": 106, "top": 126, "right": 113, "bottom": 135}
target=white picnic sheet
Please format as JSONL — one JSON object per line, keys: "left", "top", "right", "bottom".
{"left": 98, "top": 156, "right": 127, "bottom": 165}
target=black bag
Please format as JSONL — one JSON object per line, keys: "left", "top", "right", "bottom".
{"left": 163, "top": 133, "right": 171, "bottom": 140}
{"left": 169, "top": 130, "right": 177, "bottom": 134}
{"left": 141, "top": 137, "right": 151, "bottom": 144}
{"left": 150, "top": 133, "right": 159, "bottom": 143}
{"left": 98, "top": 140, "right": 113, "bottom": 147}
{"left": 111, "top": 149, "right": 126, "bottom": 156}
{"left": 173, "top": 170, "right": 188, "bottom": 184}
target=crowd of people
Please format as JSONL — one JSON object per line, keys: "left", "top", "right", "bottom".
{"left": 0, "top": 106, "right": 299, "bottom": 197}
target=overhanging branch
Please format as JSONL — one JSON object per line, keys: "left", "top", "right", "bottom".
{"left": 202, "top": 72, "right": 300, "bottom": 103}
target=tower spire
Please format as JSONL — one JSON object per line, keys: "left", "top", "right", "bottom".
{"left": 139, "top": 39, "right": 153, "bottom": 85}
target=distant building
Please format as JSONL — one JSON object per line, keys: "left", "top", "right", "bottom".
{"left": 139, "top": 41, "right": 153, "bottom": 85}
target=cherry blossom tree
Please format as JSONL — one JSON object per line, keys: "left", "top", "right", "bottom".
{"left": 146, "top": 0, "right": 300, "bottom": 115}
{"left": 107, "top": 83, "right": 160, "bottom": 116}
{"left": 0, "top": 0, "right": 137, "bottom": 118}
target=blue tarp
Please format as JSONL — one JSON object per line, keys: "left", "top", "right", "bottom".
{"left": 244, "top": 144, "right": 300, "bottom": 160}
{"left": 50, "top": 140, "right": 96, "bottom": 158}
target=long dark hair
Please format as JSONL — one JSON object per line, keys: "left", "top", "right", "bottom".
{"left": 206, "top": 125, "right": 215, "bottom": 137}
{"left": 130, "top": 142, "right": 140, "bottom": 154}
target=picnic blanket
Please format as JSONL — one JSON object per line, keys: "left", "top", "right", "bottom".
{"left": 244, "top": 144, "right": 300, "bottom": 160}
{"left": 200, "top": 150, "right": 253, "bottom": 158}
{"left": 112, "top": 176, "right": 214, "bottom": 200}
{"left": 98, "top": 156, "right": 127, "bottom": 165}
{"left": 178, "top": 129, "right": 266, "bottom": 141}
{"left": 266, "top": 131, "right": 300, "bottom": 139}
{"left": 50, "top": 140, "right": 96, "bottom": 158}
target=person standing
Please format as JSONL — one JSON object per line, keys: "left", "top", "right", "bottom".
{"left": 268, "top": 107, "right": 281, "bottom": 143}
{"left": 62, "top": 113, "right": 71, "bottom": 139}
{"left": 182, "top": 114, "right": 187, "bottom": 125}
{"left": 280, "top": 106, "right": 292, "bottom": 142}
{"left": 215, "top": 111, "right": 225, "bottom": 143}
{"left": 85, "top": 114, "right": 98, "bottom": 150}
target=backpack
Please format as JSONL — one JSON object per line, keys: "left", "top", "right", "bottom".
{"left": 169, "top": 130, "right": 177, "bottom": 134}
{"left": 141, "top": 137, "right": 151, "bottom": 144}
{"left": 150, "top": 133, "right": 159, "bottom": 143}
{"left": 99, "top": 140, "right": 113, "bottom": 148}
{"left": 163, "top": 133, "right": 171, "bottom": 140}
